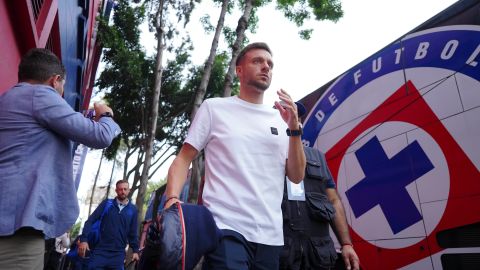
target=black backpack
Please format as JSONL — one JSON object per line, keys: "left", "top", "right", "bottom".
{"left": 137, "top": 189, "right": 165, "bottom": 270}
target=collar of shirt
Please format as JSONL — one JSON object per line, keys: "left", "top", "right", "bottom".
{"left": 116, "top": 198, "right": 129, "bottom": 211}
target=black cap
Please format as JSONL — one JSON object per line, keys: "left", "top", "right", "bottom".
{"left": 295, "top": 102, "right": 306, "bottom": 117}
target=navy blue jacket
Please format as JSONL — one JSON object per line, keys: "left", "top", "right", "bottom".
{"left": 138, "top": 201, "right": 222, "bottom": 270}
{"left": 81, "top": 199, "right": 139, "bottom": 253}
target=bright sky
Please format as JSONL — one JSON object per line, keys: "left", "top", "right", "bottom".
{"left": 186, "top": 0, "right": 458, "bottom": 106}
{"left": 77, "top": 0, "right": 458, "bottom": 216}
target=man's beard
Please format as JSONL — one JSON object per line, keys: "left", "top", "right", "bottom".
{"left": 247, "top": 78, "right": 270, "bottom": 91}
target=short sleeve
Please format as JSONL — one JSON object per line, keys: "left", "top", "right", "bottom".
{"left": 184, "top": 100, "right": 212, "bottom": 151}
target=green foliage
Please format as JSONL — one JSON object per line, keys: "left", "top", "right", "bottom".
{"left": 187, "top": 51, "right": 235, "bottom": 99}
{"left": 158, "top": 50, "right": 234, "bottom": 154}
{"left": 143, "top": 0, "right": 198, "bottom": 51}
{"left": 222, "top": 26, "right": 236, "bottom": 47}
{"left": 144, "top": 180, "right": 165, "bottom": 206}
{"left": 276, "top": 0, "right": 343, "bottom": 39}
{"left": 247, "top": 10, "right": 260, "bottom": 35}
{"left": 97, "top": 0, "right": 233, "bottom": 161}
{"left": 104, "top": 136, "right": 120, "bottom": 160}
{"left": 140, "top": 179, "right": 166, "bottom": 218}
{"left": 70, "top": 221, "right": 82, "bottom": 239}
{"left": 200, "top": 14, "right": 215, "bottom": 34}
{"left": 97, "top": 1, "right": 151, "bottom": 159}
{"left": 154, "top": 43, "right": 196, "bottom": 152}
{"left": 299, "top": 28, "right": 313, "bottom": 39}
{"left": 219, "top": 0, "right": 267, "bottom": 48}
{"left": 96, "top": 0, "right": 200, "bottom": 163}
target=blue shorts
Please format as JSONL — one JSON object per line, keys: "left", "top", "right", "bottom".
{"left": 203, "top": 230, "right": 282, "bottom": 270}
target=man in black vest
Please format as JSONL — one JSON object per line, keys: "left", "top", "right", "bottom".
{"left": 281, "top": 146, "right": 360, "bottom": 270}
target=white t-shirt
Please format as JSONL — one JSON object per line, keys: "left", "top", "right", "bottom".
{"left": 185, "top": 96, "right": 289, "bottom": 245}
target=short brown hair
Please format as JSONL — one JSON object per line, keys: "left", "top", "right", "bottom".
{"left": 116, "top": 179, "right": 129, "bottom": 187}
{"left": 18, "top": 48, "right": 65, "bottom": 82}
{"left": 235, "top": 42, "right": 272, "bottom": 66}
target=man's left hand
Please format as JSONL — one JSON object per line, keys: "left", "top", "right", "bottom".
{"left": 274, "top": 89, "right": 299, "bottom": 128}
{"left": 341, "top": 245, "right": 360, "bottom": 270}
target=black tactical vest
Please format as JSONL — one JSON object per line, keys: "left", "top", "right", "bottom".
{"left": 280, "top": 147, "right": 338, "bottom": 270}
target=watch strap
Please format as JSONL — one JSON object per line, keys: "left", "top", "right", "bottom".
{"left": 286, "top": 125, "right": 303, "bottom": 136}
{"left": 99, "top": 112, "right": 113, "bottom": 118}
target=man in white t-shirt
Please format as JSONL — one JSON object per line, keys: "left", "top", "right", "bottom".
{"left": 164, "top": 42, "right": 306, "bottom": 269}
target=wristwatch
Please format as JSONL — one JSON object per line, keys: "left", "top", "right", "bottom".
{"left": 286, "top": 124, "right": 303, "bottom": 136}
{"left": 99, "top": 112, "right": 113, "bottom": 119}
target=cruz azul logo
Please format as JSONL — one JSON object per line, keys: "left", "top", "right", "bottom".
{"left": 302, "top": 26, "right": 480, "bottom": 269}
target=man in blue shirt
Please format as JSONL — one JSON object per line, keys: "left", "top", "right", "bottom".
{"left": 78, "top": 180, "right": 139, "bottom": 270}
{"left": 0, "top": 48, "right": 121, "bottom": 270}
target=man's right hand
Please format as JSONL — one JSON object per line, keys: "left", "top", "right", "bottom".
{"left": 93, "top": 102, "right": 114, "bottom": 122}
{"left": 77, "top": 242, "right": 90, "bottom": 258}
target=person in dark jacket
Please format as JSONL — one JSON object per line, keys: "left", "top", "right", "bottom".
{"left": 281, "top": 147, "right": 360, "bottom": 270}
{"left": 77, "top": 180, "right": 139, "bottom": 269}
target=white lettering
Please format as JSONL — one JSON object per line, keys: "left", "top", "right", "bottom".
{"left": 395, "top": 48, "right": 403, "bottom": 65}
{"left": 415, "top": 42, "right": 430, "bottom": 60}
{"left": 73, "top": 155, "right": 81, "bottom": 163}
{"left": 74, "top": 145, "right": 83, "bottom": 155}
{"left": 302, "top": 140, "right": 310, "bottom": 147}
{"left": 354, "top": 70, "right": 362, "bottom": 85}
{"left": 394, "top": 48, "right": 404, "bottom": 64}
{"left": 441, "top": 40, "right": 459, "bottom": 60}
{"left": 466, "top": 44, "right": 480, "bottom": 67}
{"left": 372, "top": 57, "right": 382, "bottom": 73}
{"left": 347, "top": 39, "right": 478, "bottom": 91}
{"left": 329, "top": 93, "right": 338, "bottom": 106}
{"left": 315, "top": 110, "right": 326, "bottom": 123}
{"left": 72, "top": 144, "right": 87, "bottom": 181}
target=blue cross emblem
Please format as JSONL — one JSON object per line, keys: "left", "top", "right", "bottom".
{"left": 345, "top": 136, "right": 434, "bottom": 234}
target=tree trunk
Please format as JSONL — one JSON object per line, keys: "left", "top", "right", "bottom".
{"left": 135, "top": 0, "right": 166, "bottom": 226}
{"left": 191, "top": 0, "right": 229, "bottom": 118}
{"left": 188, "top": 154, "right": 204, "bottom": 203}
{"left": 188, "top": 0, "right": 229, "bottom": 203}
{"left": 105, "top": 158, "right": 116, "bottom": 200}
{"left": 222, "top": 0, "right": 254, "bottom": 97}
{"left": 88, "top": 150, "right": 104, "bottom": 215}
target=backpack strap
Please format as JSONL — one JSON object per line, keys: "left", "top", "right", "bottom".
{"left": 152, "top": 188, "right": 163, "bottom": 222}
{"left": 100, "top": 199, "right": 114, "bottom": 222}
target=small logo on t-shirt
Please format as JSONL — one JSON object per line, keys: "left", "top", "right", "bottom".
{"left": 271, "top": 127, "right": 278, "bottom": 135}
